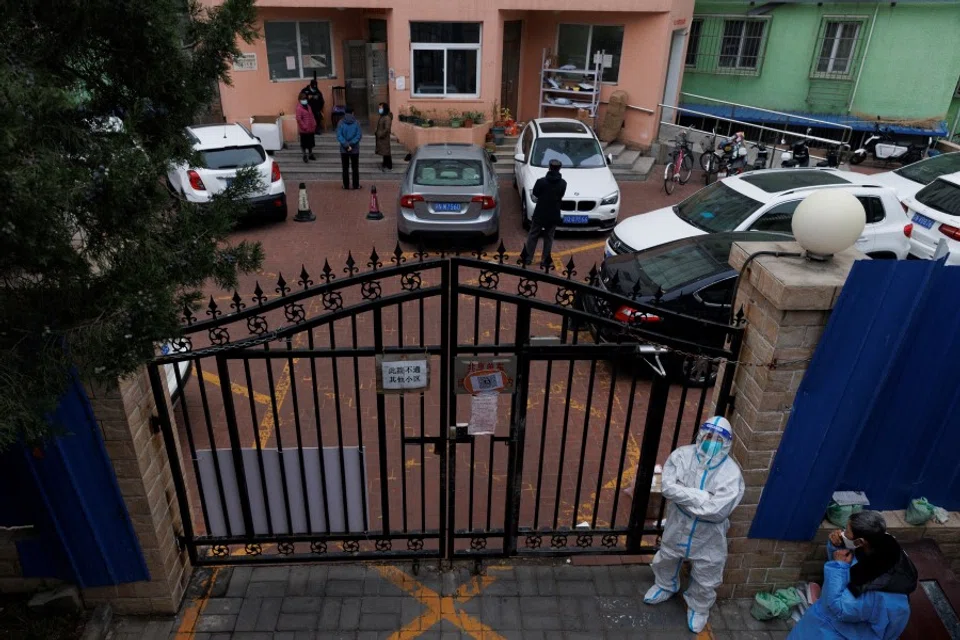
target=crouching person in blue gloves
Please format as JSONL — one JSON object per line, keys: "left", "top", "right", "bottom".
{"left": 643, "top": 416, "right": 745, "bottom": 633}
{"left": 789, "top": 510, "right": 917, "bottom": 639}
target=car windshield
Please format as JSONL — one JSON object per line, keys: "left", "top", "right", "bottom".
{"left": 531, "top": 137, "right": 604, "bottom": 168}
{"left": 895, "top": 153, "right": 960, "bottom": 185}
{"left": 673, "top": 183, "right": 764, "bottom": 232}
{"left": 413, "top": 159, "right": 484, "bottom": 187}
{"left": 634, "top": 243, "right": 728, "bottom": 291}
{"left": 201, "top": 146, "right": 265, "bottom": 169}
{"left": 915, "top": 179, "right": 960, "bottom": 217}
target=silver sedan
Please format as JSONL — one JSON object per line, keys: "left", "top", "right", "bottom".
{"left": 397, "top": 144, "right": 500, "bottom": 242}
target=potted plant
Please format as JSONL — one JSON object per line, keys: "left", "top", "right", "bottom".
{"left": 491, "top": 102, "right": 507, "bottom": 145}
{"left": 462, "top": 111, "right": 474, "bottom": 128}
{"left": 409, "top": 106, "right": 422, "bottom": 127}
{"left": 398, "top": 107, "right": 409, "bottom": 123}
{"left": 448, "top": 109, "right": 463, "bottom": 128}
{"left": 421, "top": 109, "right": 436, "bottom": 128}
{"left": 469, "top": 110, "right": 485, "bottom": 125}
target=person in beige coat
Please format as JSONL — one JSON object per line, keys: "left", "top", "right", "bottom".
{"left": 375, "top": 102, "right": 393, "bottom": 172}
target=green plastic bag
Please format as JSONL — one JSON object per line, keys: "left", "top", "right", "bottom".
{"left": 826, "top": 500, "right": 862, "bottom": 528}
{"left": 773, "top": 587, "right": 805, "bottom": 612}
{"left": 906, "top": 497, "right": 936, "bottom": 525}
{"left": 751, "top": 592, "right": 788, "bottom": 621}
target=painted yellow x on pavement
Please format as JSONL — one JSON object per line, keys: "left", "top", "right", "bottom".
{"left": 376, "top": 565, "right": 506, "bottom": 639}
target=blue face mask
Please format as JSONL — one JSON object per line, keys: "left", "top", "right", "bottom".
{"left": 700, "top": 440, "right": 723, "bottom": 457}
{"left": 300, "top": 100, "right": 308, "bottom": 106}
{"left": 378, "top": 108, "right": 384, "bottom": 115}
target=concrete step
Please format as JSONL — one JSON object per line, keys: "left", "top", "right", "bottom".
{"left": 627, "top": 156, "right": 655, "bottom": 180}
{"left": 612, "top": 149, "right": 641, "bottom": 168}
{"left": 606, "top": 143, "right": 626, "bottom": 157}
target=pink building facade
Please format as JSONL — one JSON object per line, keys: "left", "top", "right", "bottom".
{"left": 214, "top": 0, "right": 694, "bottom": 149}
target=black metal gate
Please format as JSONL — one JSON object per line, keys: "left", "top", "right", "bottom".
{"left": 149, "top": 244, "right": 742, "bottom": 566}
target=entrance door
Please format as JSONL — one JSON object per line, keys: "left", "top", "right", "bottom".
{"left": 343, "top": 40, "right": 369, "bottom": 123}
{"left": 367, "top": 43, "right": 388, "bottom": 120}
{"left": 660, "top": 29, "right": 687, "bottom": 125}
{"left": 500, "top": 21, "right": 523, "bottom": 118}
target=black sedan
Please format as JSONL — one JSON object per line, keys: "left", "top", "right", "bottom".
{"left": 579, "top": 231, "right": 792, "bottom": 384}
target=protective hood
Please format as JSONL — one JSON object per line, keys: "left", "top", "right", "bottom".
{"left": 695, "top": 416, "right": 733, "bottom": 467}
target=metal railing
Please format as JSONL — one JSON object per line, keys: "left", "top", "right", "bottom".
{"left": 659, "top": 92, "right": 854, "bottom": 167}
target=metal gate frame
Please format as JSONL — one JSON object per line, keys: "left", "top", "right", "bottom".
{"left": 149, "top": 244, "right": 743, "bottom": 566}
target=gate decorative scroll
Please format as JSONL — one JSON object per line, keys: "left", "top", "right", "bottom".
{"left": 149, "top": 242, "right": 743, "bottom": 565}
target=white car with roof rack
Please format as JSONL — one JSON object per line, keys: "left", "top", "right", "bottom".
{"left": 605, "top": 168, "right": 912, "bottom": 260}
{"left": 513, "top": 118, "right": 620, "bottom": 232}
{"left": 901, "top": 173, "right": 960, "bottom": 264}
{"left": 167, "top": 123, "right": 287, "bottom": 222}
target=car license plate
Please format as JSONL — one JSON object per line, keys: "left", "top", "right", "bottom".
{"left": 912, "top": 212, "right": 935, "bottom": 229}
{"left": 220, "top": 177, "right": 235, "bottom": 187}
{"left": 563, "top": 215, "right": 589, "bottom": 225}
{"left": 434, "top": 202, "right": 461, "bottom": 213}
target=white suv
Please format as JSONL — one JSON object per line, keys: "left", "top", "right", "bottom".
{"left": 514, "top": 118, "right": 620, "bottom": 231}
{"left": 168, "top": 123, "right": 287, "bottom": 221}
{"left": 902, "top": 173, "right": 960, "bottom": 264}
{"left": 606, "top": 169, "right": 912, "bottom": 260}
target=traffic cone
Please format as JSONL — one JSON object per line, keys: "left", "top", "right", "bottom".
{"left": 294, "top": 182, "right": 315, "bottom": 222}
{"left": 366, "top": 185, "right": 384, "bottom": 221}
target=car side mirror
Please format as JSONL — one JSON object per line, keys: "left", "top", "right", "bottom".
{"left": 606, "top": 153, "right": 614, "bottom": 165}
{"left": 513, "top": 153, "right": 525, "bottom": 163}
{"left": 489, "top": 154, "right": 498, "bottom": 163}
{"left": 404, "top": 153, "right": 412, "bottom": 162}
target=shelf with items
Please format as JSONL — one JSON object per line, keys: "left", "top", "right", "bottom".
{"left": 538, "top": 48, "right": 604, "bottom": 127}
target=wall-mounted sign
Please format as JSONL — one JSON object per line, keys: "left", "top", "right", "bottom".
{"left": 377, "top": 354, "right": 429, "bottom": 393}
{"left": 232, "top": 53, "right": 257, "bottom": 71}
{"left": 454, "top": 356, "right": 517, "bottom": 394}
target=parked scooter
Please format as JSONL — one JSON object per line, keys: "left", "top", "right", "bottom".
{"left": 851, "top": 120, "right": 929, "bottom": 165}
{"left": 716, "top": 132, "right": 748, "bottom": 178}
{"left": 780, "top": 128, "right": 812, "bottom": 168}
{"left": 749, "top": 141, "right": 770, "bottom": 171}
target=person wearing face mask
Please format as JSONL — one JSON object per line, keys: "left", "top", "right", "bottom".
{"left": 788, "top": 510, "right": 917, "bottom": 639}
{"left": 643, "top": 416, "right": 744, "bottom": 633}
{"left": 302, "top": 75, "right": 325, "bottom": 134}
{"left": 295, "top": 91, "right": 317, "bottom": 163}
{"left": 374, "top": 102, "right": 393, "bottom": 172}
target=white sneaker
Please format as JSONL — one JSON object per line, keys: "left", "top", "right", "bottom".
{"left": 687, "top": 608, "right": 709, "bottom": 633}
{"left": 643, "top": 585, "right": 676, "bottom": 604}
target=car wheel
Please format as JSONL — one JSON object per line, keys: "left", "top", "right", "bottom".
{"left": 398, "top": 229, "right": 413, "bottom": 243}
{"left": 521, "top": 191, "right": 531, "bottom": 230}
{"left": 666, "top": 353, "right": 718, "bottom": 388}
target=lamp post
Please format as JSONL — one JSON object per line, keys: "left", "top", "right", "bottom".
{"left": 791, "top": 189, "right": 866, "bottom": 261}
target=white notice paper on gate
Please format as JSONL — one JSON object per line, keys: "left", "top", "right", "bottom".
{"left": 468, "top": 392, "right": 498, "bottom": 435}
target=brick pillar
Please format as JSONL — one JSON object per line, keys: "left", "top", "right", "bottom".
{"left": 84, "top": 367, "right": 191, "bottom": 614}
{"left": 715, "top": 240, "right": 862, "bottom": 599}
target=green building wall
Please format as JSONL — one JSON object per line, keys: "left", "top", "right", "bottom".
{"left": 681, "top": 2, "right": 960, "bottom": 126}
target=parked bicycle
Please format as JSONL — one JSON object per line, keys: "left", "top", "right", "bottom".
{"left": 700, "top": 127, "right": 720, "bottom": 180}
{"left": 664, "top": 128, "right": 694, "bottom": 195}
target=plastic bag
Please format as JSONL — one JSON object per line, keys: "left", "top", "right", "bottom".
{"left": 933, "top": 507, "right": 950, "bottom": 524}
{"left": 751, "top": 592, "right": 788, "bottom": 621}
{"left": 826, "top": 500, "right": 862, "bottom": 528}
{"left": 774, "top": 587, "right": 805, "bottom": 613}
{"left": 905, "top": 497, "right": 935, "bottom": 526}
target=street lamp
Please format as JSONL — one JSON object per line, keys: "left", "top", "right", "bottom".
{"left": 792, "top": 189, "right": 866, "bottom": 261}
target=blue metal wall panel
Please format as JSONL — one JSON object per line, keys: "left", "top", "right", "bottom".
{"left": 16, "top": 375, "right": 150, "bottom": 587}
{"left": 750, "top": 259, "right": 960, "bottom": 541}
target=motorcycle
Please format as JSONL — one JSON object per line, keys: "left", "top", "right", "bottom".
{"left": 780, "top": 129, "right": 812, "bottom": 168}
{"left": 851, "top": 120, "right": 929, "bottom": 165}
{"left": 749, "top": 140, "right": 770, "bottom": 171}
{"left": 716, "top": 132, "right": 748, "bottom": 179}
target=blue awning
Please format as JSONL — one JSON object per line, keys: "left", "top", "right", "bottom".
{"left": 678, "top": 102, "right": 948, "bottom": 136}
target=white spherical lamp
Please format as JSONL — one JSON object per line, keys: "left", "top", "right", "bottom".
{"left": 791, "top": 189, "right": 866, "bottom": 260}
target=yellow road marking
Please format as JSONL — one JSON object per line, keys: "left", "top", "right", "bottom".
{"left": 201, "top": 370, "right": 272, "bottom": 406}
{"left": 173, "top": 567, "right": 219, "bottom": 639}
{"left": 551, "top": 240, "right": 609, "bottom": 272}
{"left": 376, "top": 565, "right": 506, "bottom": 639}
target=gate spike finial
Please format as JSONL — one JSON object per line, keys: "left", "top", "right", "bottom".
{"left": 368, "top": 247, "right": 382, "bottom": 270}
{"left": 563, "top": 257, "right": 576, "bottom": 279}
{"left": 344, "top": 251, "right": 358, "bottom": 276}
{"left": 252, "top": 281, "right": 267, "bottom": 305}
{"left": 518, "top": 245, "right": 530, "bottom": 267}
{"left": 414, "top": 241, "right": 428, "bottom": 262}
{"left": 631, "top": 278, "right": 643, "bottom": 300}
{"left": 495, "top": 240, "right": 508, "bottom": 264}
{"left": 206, "top": 295, "right": 222, "bottom": 319}
{"left": 391, "top": 242, "right": 406, "bottom": 265}
{"left": 654, "top": 285, "right": 664, "bottom": 303}
{"left": 298, "top": 265, "right": 313, "bottom": 289}
{"left": 182, "top": 304, "right": 196, "bottom": 325}
{"left": 609, "top": 271, "right": 621, "bottom": 290}
{"left": 471, "top": 245, "right": 487, "bottom": 260}
{"left": 540, "top": 260, "right": 553, "bottom": 274}
{"left": 735, "top": 304, "right": 746, "bottom": 325}
{"left": 230, "top": 290, "right": 246, "bottom": 313}
{"left": 586, "top": 264, "right": 599, "bottom": 285}
{"left": 276, "top": 272, "right": 290, "bottom": 296}
{"left": 320, "top": 259, "right": 336, "bottom": 283}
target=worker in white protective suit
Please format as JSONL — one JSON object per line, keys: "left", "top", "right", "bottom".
{"left": 643, "top": 416, "right": 745, "bottom": 633}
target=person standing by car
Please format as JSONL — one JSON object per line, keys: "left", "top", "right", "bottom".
{"left": 302, "top": 75, "right": 325, "bottom": 134}
{"left": 375, "top": 102, "right": 393, "bottom": 172}
{"left": 522, "top": 159, "right": 566, "bottom": 268}
{"left": 295, "top": 92, "right": 316, "bottom": 164}
{"left": 336, "top": 105, "right": 362, "bottom": 190}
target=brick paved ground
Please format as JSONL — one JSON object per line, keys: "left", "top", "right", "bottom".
{"left": 109, "top": 561, "right": 795, "bottom": 639}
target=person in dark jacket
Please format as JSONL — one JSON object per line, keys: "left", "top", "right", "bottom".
{"left": 302, "top": 75, "right": 325, "bottom": 133}
{"left": 375, "top": 102, "right": 393, "bottom": 172}
{"left": 336, "top": 106, "right": 362, "bottom": 190}
{"left": 789, "top": 510, "right": 917, "bottom": 639}
{"left": 523, "top": 159, "right": 567, "bottom": 268}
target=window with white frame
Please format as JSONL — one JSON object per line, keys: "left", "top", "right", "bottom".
{"left": 557, "top": 24, "right": 624, "bottom": 83}
{"left": 410, "top": 22, "right": 481, "bottom": 97}
{"left": 815, "top": 20, "right": 862, "bottom": 76}
{"left": 718, "top": 19, "right": 767, "bottom": 70}
{"left": 264, "top": 21, "right": 333, "bottom": 81}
